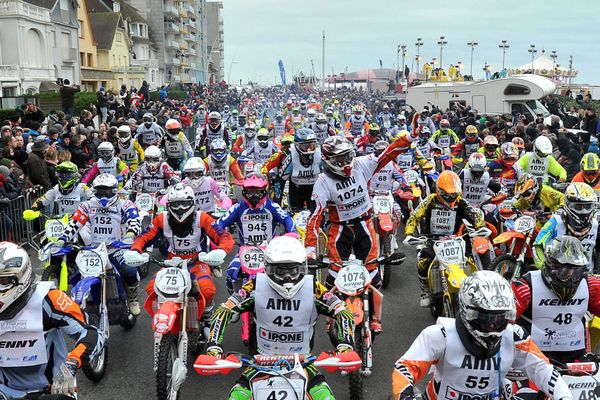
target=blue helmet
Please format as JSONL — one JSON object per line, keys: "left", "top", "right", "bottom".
{"left": 294, "top": 128, "right": 317, "bottom": 156}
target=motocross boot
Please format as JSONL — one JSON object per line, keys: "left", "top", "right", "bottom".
{"left": 125, "top": 283, "right": 141, "bottom": 316}
{"left": 419, "top": 276, "right": 431, "bottom": 308}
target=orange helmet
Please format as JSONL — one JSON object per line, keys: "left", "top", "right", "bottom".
{"left": 436, "top": 171, "right": 462, "bottom": 208}
{"left": 165, "top": 119, "right": 182, "bottom": 130}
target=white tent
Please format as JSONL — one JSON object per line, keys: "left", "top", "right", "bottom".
{"left": 509, "top": 51, "right": 576, "bottom": 77}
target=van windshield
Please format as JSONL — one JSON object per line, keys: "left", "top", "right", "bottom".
{"left": 526, "top": 100, "right": 550, "bottom": 117}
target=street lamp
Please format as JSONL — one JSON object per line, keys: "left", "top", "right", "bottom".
{"left": 437, "top": 36, "right": 448, "bottom": 69}
{"left": 401, "top": 45, "right": 407, "bottom": 77}
{"left": 415, "top": 38, "right": 424, "bottom": 74}
{"left": 568, "top": 55, "right": 574, "bottom": 87}
{"left": 397, "top": 44, "right": 407, "bottom": 81}
{"left": 550, "top": 50, "right": 558, "bottom": 71}
{"left": 413, "top": 55, "right": 421, "bottom": 74}
{"left": 498, "top": 40, "right": 509, "bottom": 70}
{"left": 467, "top": 40, "right": 478, "bottom": 77}
{"left": 528, "top": 45, "right": 537, "bottom": 71}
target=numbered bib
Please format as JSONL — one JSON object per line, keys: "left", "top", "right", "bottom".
{"left": 45, "top": 219, "right": 65, "bottom": 240}
{"left": 334, "top": 263, "right": 371, "bottom": 295}
{"left": 76, "top": 250, "right": 105, "bottom": 277}
{"left": 239, "top": 246, "right": 266, "bottom": 274}
{"left": 430, "top": 208, "right": 457, "bottom": 236}
{"left": 372, "top": 195, "right": 392, "bottom": 214}
{"left": 438, "top": 136, "right": 451, "bottom": 148}
{"left": 514, "top": 216, "right": 535, "bottom": 233}
{"left": 293, "top": 210, "right": 310, "bottom": 231}
{"left": 433, "top": 239, "right": 464, "bottom": 264}
{"left": 136, "top": 193, "right": 154, "bottom": 212}
{"left": 404, "top": 170, "right": 419, "bottom": 184}
{"left": 251, "top": 373, "right": 307, "bottom": 400}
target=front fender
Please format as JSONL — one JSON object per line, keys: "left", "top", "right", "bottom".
{"left": 153, "top": 301, "right": 182, "bottom": 334}
{"left": 377, "top": 213, "right": 394, "bottom": 232}
{"left": 493, "top": 231, "right": 525, "bottom": 245}
{"left": 446, "top": 264, "right": 468, "bottom": 292}
{"left": 72, "top": 276, "right": 101, "bottom": 305}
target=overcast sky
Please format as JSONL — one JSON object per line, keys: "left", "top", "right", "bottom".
{"left": 220, "top": 0, "right": 600, "bottom": 85}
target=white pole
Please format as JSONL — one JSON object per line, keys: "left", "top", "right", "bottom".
{"left": 322, "top": 31, "right": 325, "bottom": 88}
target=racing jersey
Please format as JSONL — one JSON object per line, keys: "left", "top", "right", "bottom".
{"left": 207, "top": 273, "right": 354, "bottom": 354}
{"left": 272, "top": 120, "right": 286, "bottom": 139}
{"left": 477, "top": 147, "right": 501, "bottom": 164}
{"left": 162, "top": 132, "right": 193, "bottom": 160}
{"left": 513, "top": 185, "right": 564, "bottom": 220}
{"left": 451, "top": 138, "right": 483, "bottom": 163}
{"left": 204, "top": 155, "right": 243, "bottom": 183}
{"left": 459, "top": 169, "right": 496, "bottom": 208}
{"left": 430, "top": 129, "right": 459, "bottom": 150}
{"left": 131, "top": 211, "right": 233, "bottom": 259}
{"left": 307, "top": 122, "right": 335, "bottom": 145}
{"left": 125, "top": 162, "right": 180, "bottom": 193}
{"left": 117, "top": 139, "right": 144, "bottom": 171}
{"left": 369, "top": 161, "right": 407, "bottom": 193}
{"left": 392, "top": 317, "right": 571, "bottom": 400}
{"left": 513, "top": 271, "right": 600, "bottom": 363}
{"left": 345, "top": 115, "right": 368, "bottom": 137}
{"left": 135, "top": 122, "right": 163, "bottom": 147}
{"left": 32, "top": 183, "right": 89, "bottom": 216}
{"left": 232, "top": 135, "right": 256, "bottom": 154}
{"left": 242, "top": 142, "right": 280, "bottom": 165}
{"left": 266, "top": 146, "right": 322, "bottom": 186}
{"left": 182, "top": 177, "right": 232, "bottom": 212}
{"left": 199, "top": 124, "right": 230, "bottom": 148}
{"left": 213, "top": 199, "right": 295, "bottom": 245}
{"left": 487, "top": 160, "right": 524, "bottom": 195}
{"left": 0, "top": 282, "right": 102, "bottom": 392}
{"left": 517, "top": 152, "right": 567, "bottom": 184}
{"left": 81, "top": 158, "right": 128, "bottom": 184}
{"left": 377, "top": 112, "right": 395, "bottom": 130}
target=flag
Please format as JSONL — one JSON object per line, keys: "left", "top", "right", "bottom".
{"left": 278, "top": 60, "right": 286, "bottom": 86}
{"left": 379, "top": 59, "right": 383, "bottom": 68}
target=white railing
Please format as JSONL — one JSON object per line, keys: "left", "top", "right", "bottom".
{"left": 0, "top": 0, "right": 51, "bottom": 22}
{"left": 171, "top": 58, "right": 180, "bottom": 66}
{"left": 164, "top": 4, "right": 177, "bottom": 16}
{"left": 0, "top": 65, "right": 20, "bottom": 79}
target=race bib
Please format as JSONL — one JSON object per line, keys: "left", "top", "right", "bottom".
{"left": 430, "top": 208, "right": 456, "bottom": 235}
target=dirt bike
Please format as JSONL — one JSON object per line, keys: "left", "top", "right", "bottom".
{"left": 294, "top": 210, "right": 327, "bottom": 283}
{"left": 398, "top": 169, "right": 423, "bottom": 215}
{"left": 131, "top": 191, "right": 162, "bottom": 278}
{"left": 490, "top": 213, "right": 538, "bottom": 281}
{"left": 404, "top": 227, "right": 490, "bottom": 318}
{"left": 371, "top": 190, "right": 403, "bottom": 288}
{"left": 311, "top": 254, "right": 404, "bottom": 400}
{"left": 123, "top": 249, "right": 225, "bottom": 400}
{"left": 194, "top": 352, "right": 361, "bottom": 400}
{"left": 23, "top": 210, "right": 73, "bottom": 291}
{"left": 71, "top": 240, "right": 137, "bottom": 382}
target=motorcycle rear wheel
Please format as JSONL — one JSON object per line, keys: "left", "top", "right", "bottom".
{"left": 348, "top": 326, "right": 364, "bottom": 400}
{"left": 156, "top": 333, "right": 180, "bottom": 400}
{"left": 82, "top": 306, "right": 108, "bottom": 382}
{"left": 490, "top": 254, "right": 519, "bottom": 281}
{"left": 41, "top": 263, "right": 62, "bottom": 289}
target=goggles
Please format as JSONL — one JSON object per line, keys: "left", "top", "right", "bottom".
{"left": 118, "top": 131, "right": 130, "bottom": 139}
{"left": 569, "top": 201, "right": 595, "bottom": 214}
{"left": 187, "top": 171, "right": 204, "bottom": 180}
{"left": 440, "top": 191, "right": 459, "bottom": 205}
{"left": 485, "top": 144, "right": 498, "bottom": 152}
{"left": 94, "top": 186, "right": 117, "bottom": 199}
{"left": 0, "top": 275, "right": 18, "bottom": 292}
{"left": 548, "top": 263, "right": 585, "bottom": 286}
{"left": 464, "top": 308, "right": 514, "bottom": 333}
{"left": 328, "top": 151, "right": 355, "bottom": 168}
{"left": 297, "top": 141, "right": 316, "bottom": 154}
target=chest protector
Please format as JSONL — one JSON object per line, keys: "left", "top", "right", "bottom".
{"left": 273, "top": 121, "right": 286, "bottom": 138}
{"left": 381, "top": 113, "right": 392, "bottom": 129}
{"left": 241, "top": 209, "right": 274, "bottom": 245}
{"left": 430, "top": 204, "right": 458, "bottom": 236}
{"left": 437, "top": 133, "right": 452, "bottom": 149}
{"left": 311, "top": 124, "right": 329, "bottom": 145}
{"left": 97, "top": 158, "right": 118, "bottom": 176}
{"left": 164, "top": 138, "right": 185, "bottom": 158}
{"left": 417, "top": 142, "right": 433, "bottom": 159}
{"left": 138, "top": 125, "right": 160, "bottom": 145}
{"left": 142, "top": 165, "right": 167, "bottom": 192}
{"left": 370, "top": 161, "right": 395, "bottom": 192}
{"left": 206, "top": 125, "right": 225, "bottom": 142}
{"left": 434, "top": 318, "right": 515, "bottom": 400}
{"left": 87, "top": 200, "right": 123, "bottom": 244}
{"left": 462, "top": 170, "right": 491, "bottom": 207}
{"left": 208, "top": 158, "right": 230, "bottom": 182}
{"left": 464, "top": 141, "right": 481, "bottom": 157}
{"left": 530, "top": 271, "right": 587, "bottom": 352}
{"left": 350, "top": 115, "right": 365, "bottom": 135}
{"left": 254, "top": 274, "right": 317, "bottom": 355}
{"left": 192, "top": 179, "right": 215, "bottom": 212}
{"left": 162, "top": 212, "right": 204, "bottom": 257}
{"left": 0, "top": 282, "right": 52, "bottom": 367}
{"left": 323, "top": 173, "right": 371, "bottom": 221}
{"left": 527, "top": 154, "right": 550, "bottom": 180}
{"left": 291, "top": 147, "right": 320, "bottom": 185}
{"left": 119, "top": 142, "right": 138, "bottom": 163}
{"left": 55, "top": 184, "right": 86, "bottom": 216}
{"left": 553, "top": 214, "right": 598, "bottom": 271}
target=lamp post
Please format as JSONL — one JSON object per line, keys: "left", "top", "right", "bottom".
{"left": 437, "top": 36, "right": 447, "bottom": 69}
{"left": 401, "top": 45, "right": 407, "bottom": 79}
{"left": 499, "top": 40, "right": 509, "bottom": 70}
{"left": 415, "top": 38, "right": 424, "bottom": 75}
{"left": 467, "top": 40, "right": 478, "bottom": 77}
{"left": 528, "top": 45, "right": 537, "bottom": 71}
{"left": 397, "top": 45, "right": 400, "bottom": 82}
{"left": 568, "top": 55, "right": 573, "bottom": 87}
{"left": 550, "top": 50, "right": 558, "bottom": 72}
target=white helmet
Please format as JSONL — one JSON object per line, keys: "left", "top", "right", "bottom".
{"left": 183, "top": 157, "right": 206, "bottom": 188}
{"left": 145, "top": 145, "right": 162, "bottom": 173}
{"left": 166, "top": 183, "right": 195, "bottom": 223}
{"left": 97, "top": 141, "right": 114, "bottom": 163}
{"left": 307, "top": 108, "right": 316, "bottom": 117}
{"left": 467, "top": 153, "right": 487, "bottom": 174}
{"left": 264, "top": 236, "right": 308, "bottom": 299}
{"left": 458, "top": 271, "right": 516, "bottom": 357}
{"left": 534, "top": 136, "right": 552, "bottom": 158}
{"left": 0, "top": 242, "right": 34, "bottom": 316}
{"left": 92, "top": 173, "right": 119, "bottom": 207}
{"left": 117, "top": 125, "right": 131, "bottom": 144}
{"left": 208, "top": 111, "right": 221, "bottom": 122}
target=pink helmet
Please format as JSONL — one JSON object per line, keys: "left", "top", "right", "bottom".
{"left": 242, "top": 173, "right": 269, "bottom": 209}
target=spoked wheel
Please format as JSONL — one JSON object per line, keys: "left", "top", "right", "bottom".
{"left": 82, "top": 306, "right": 108, "bottom": 382}
{"left": 380, "top": 235, "right": 392, "bottom": 289}
{"left": 490, "top": 254, "right": 518, "bottom": 281}
{"left": 156, "top": 333, "right": 180, "bottom": 400}
{"left": 442, "top": 294, "right": 455, "bottom": 318}
{"left": 348, "top": 326, "right": 364, "bottom": 400}
{"left": 41, "top": 264, "right": 62, "bottom": 289}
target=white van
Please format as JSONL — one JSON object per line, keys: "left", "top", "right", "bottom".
{"left": 406, "top": 75, "right": 556, "bottom": 123}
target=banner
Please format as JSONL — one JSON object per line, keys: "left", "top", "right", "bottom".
{"left": 278, "top": 60, "right": 286, "bottom": 86}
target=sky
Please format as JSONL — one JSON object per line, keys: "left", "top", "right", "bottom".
{"left": 219, "top": 0, "right": 600, "bottom": 85}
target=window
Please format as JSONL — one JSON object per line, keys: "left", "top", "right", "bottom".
{"left": 87, "top": 53, "right": 93, "bottom": 67}
{"left": 80, "top": 52, "right": 85, "bottom": 66}
{"left": 2, "top": 87, "right": 16, "bottom": 97}
{"left": 116, "top": 32, "right": 122, "bottom": 42}
{"left": 51, "top": 30, "right": 56, "bottom": 47}
{"left": 78, "top": 20, "right": 84, "bottom": 38}
{"left": 59, "top": 0, "right": 68, "bottom": 10}
{"left": 151, "top": 70, "right": 155, "bottom": 83}
{"left": 504, "top": 84, "right": 531, "bottom": 96}
{"left": 61, "top": 32, "right": 70, "bottom": 49}
{"left": 130, "top": 24, "right": 139, "bottom": 36}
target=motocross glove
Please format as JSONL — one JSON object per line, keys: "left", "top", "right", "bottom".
{"left": 51, "top": 358, "right": 78, "bottom": 396}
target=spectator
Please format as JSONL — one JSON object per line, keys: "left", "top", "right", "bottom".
{"left": 159, "top": 86, "right": 168, "bottom": 101}
{"left": 27, "top": 140, "right": 51, "bottom": 189}
{"left": 68, "top": 134, "right": 92, "bottom": 170}
{"left": 139, "top": 81, "right": 150, "bottom": 104}
{"left": 21, "top": 103, "right": 44, "bottom": 129}
{"left": 45, "top": 146, "right": 59, "bottom": 186}
{"left": 58, "top": 79, "right": 80, "bottom": 118}
{"left": 0, "top": 165, "right": 23, "bottom": 199}
{"left": 58, "top": 150, "right": 72, "bottom": 163}
{"left": 96, "top": 87, "right": 109, "bottom": 124}
{"left": 580, "top": 106, "right": 599, "bottom": 150}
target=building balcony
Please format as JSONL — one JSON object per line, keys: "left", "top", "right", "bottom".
{"left": 170, "top": 58, "right": 180, "bottom": 66}
{"left": 173, "top": 75, "right": 181, "bottom": 82}
{"left": 187, "top": 48, "right": 196, "bottom": 56}
{"left": 164, "top": 21, "right": 178, "bottom": 32}
{"left": 178, "top": 8, "right": 187, "bottom": 17}
{"left": 187, "top": 33, "right": 196, "bottom": 42}
{"left": 131, "top": 58, "right": 159, "bottom": 69}
{"left": 190, "top": 62, "right": 197, "bottom": 69}
{"left": 61, "top": 47, "right": 78, "bottom": 62}
{"left": 164, "top": 4, "right": 177, "bottom": 17}
{"left": 179, "top": 42, "right": 188, "bottom": 50}
{"left": 166, "top": 40, "right": 179, "bottom": 49}
{"left": 0, "top": 0, "right": 50, "bottom": 23}
{"left": 179, "top": 25, "right": 188, "bottom": 35}
{"left": 0, "top": 65, "right": 20, "bottom": 81}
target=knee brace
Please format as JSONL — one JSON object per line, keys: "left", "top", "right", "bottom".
{"left": 228, "top": 384, "right": 252, "bottom": 400}
{"left": 197, "top": 276, "right": 216, "bottom": 305}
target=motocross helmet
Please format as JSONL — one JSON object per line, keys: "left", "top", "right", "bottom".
{"left": 483, "top": 135, "right": 499, "bottom": 155}
{"left": 142, "top": 112, "right": 154, "bottom": 129}
{"left": 436, "top": 171, "right": 462, "bottom": 208}
{"left": 439, "top": 119, "right": 450, "bottom": 131}
{"left": 500, "top": 142, "right": 518, "bottom": 167}
{"left": 514, "top": 173, "right": 540, "bottom": 205}
{"left": 418, "top": 127, "right": 431, "bottom": 145}
{"left": 208, "top": 111, "right": 221, "bottom": 130}
{"left": 534, "top": 136, "right": 553, "bottom": 158}
{"left": 144, "top": 145, "right": 162, "bottom": 174}
{"left": 167, "top": 183, "right": 196, "bottom": 224}
{"left": 117, "top": 125, "right": 132, "bottom": 145}
{"left": 373, "top": 140, "right": 389, "bottom": 157}
{"left": 542, "top": 235, "right": 588, "bottom": 301}
{"left": 321, "top": 136, "right": 355, "bottom": 178}
{"left": 257, "top": 128, "right": 270, "bottom": 148}
{"left": 210, "top": 139, "right": 228, "bottom": 164}
{"left": 465, "top": 125, "right": 479, "bottom": 141}
{"left": 294, "top": 128, "right": 317, "bottom": 156}
{"left": 97, "top": 141, "right": 114, "bottom": 163}
{"left": 183, "top": 157, "right": 206, "bottom": 188}
{"left": 56, "top": 161, "right": 79, "bottom": 194}
{"left": 467, "top": 153, "right": 487, "bottom": 180}
{"left": 0, "top": 242, "right": 35, "bottom": 318}
{"left": 512, "top": 137, "right": 525, "bottom": 151}
{"left": 244, "top": 124, "right": 257, "bottom": 139}
{"left": 165, "top": 119, "right": 182, "bottom": 141}
{"left": 92, "top": 173, "right": 119, "bottom": 208}
{"left": 369, "top": 123, "right": 381, "bottom": 138}
{"left": 564, "top": 182, "right": 597, "bottom": 232}
{"left": 264, "top": 236, "right": 307, "bottom": 299}
{"left": 242, "top": 172, "right": 268, "bottom": 210}
{"left": 580, "top": 153, "right": 600, "bottom": 184}
{"left": 457, "top": 271, "right": 516, "bottom": 359}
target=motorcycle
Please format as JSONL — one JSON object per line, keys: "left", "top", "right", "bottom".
{"left": 371, "top": 190, "right": 402, "bottom": 288}
{"left": 194, "top": 352, "right": 361, "bottom": 400}
{"left": 71, "top": 240, "right": 137, "bottom": 382}
{"left": 490, "top": 214, "right": 537, "bottom": 281}
{"left": 294, "top": 210, "right": 327, "bottom": 283}
{"left": 397, "top": 169, "right": 423, "bottom": 215}
{"left": 123, "top": 249, "right": 225, "bottom": 400}
{"left": 23, "top": 210, "right": 73, "bottom": 290}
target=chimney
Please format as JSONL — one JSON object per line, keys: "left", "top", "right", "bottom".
{"left": 113, "top": 2, "right": 120, "bottom": 12}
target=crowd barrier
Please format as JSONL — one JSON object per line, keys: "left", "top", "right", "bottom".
{"left": 0, "top": 185, "right": 48, "bottom": 251}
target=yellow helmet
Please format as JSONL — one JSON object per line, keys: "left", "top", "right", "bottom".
{"left": 580, "top": 153, "right": 600, "bottom": 183}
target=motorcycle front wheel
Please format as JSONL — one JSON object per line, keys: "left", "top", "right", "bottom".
{"left": 490, "top": 254, "right": 519, "bottom": 281}
{"left": 348, "top": 325, "right": 364, "bottom": 400}
{"left": 83, "top": 306, "right": 108, "bottom": 382}
{"left": 156, "top": 333, "right": 180, "bottom": 400}
{"left": 380, "top": 235, "right": 392, "bottom": 289}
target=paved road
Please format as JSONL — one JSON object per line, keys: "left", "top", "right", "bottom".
{"left": 56, "top": 241, "right": 434, "bottom": 400}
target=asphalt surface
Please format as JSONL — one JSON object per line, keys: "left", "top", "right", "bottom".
{"left": 38, "top": 237, "right": 435, "bottom": 400}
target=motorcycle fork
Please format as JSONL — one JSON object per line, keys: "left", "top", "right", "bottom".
{"left": 515, "top": 234, "right": 533, "bottom": 278}
{"left": 439, "top": 264, "right": 453, "bottom": 317}
{"left": 60, "top": 255, "right": 69, "bottom": 291}
{"left": 362, "top": 291, "right": 373, "bottom": 375}
{"left": 100, "top": 272, "right": 109, "bottom": 340}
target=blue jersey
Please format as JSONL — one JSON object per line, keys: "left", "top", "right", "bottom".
{"left": 213, "top": 199, "right": 295, "bottom": 245}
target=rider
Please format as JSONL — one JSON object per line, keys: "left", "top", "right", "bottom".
{"left": 387, "top": 114, "right": 411, "bottom": 139}
{"left": 182, "top": 157, "right": 232, "bottom": 213}
{"left": 82, "top": 141, "right": 129, "bottom": 185}
{"left": 517, "top": 135, "right": 567, "bottom": 184}
{"left": 206, "top": 235, "right": 355, "bottom": 400}
{"left": 377, "top": 104, "right": 395, "bottom": 131}
{"left": 0, "top": 242, "right": 103, "bottom": 397}
{"left": 272, "top": 113, "right": 286, "bottom": 141}
{"left": 232, "top": 123, "right": 256, "bottom": 154}
{"left": 572, "top": 153, "right": 600, "bottom": 194}
{"left": 513, "top": 235, "right": 600, "bottom": 365}
{"left": 345, "top": 106, "right": 369, "bottom": 137}
{"left": 513, "top": 136, "right": 526, "bottom": 158}
{"left": 451, "top": 125, "right": 483, "bottom": 165}
{"left": 116, "top": 125, "right": 144, "bottom": 172}
{"left": 124, "top": 145, "right": 180, "bottom": 193}
{"left": 204, "top": 138, "right": 244, "bottom": 184}
{"left": 214, "top": 173, "right": 295, "bottom": 292}
{"left": 163, "top": 118, "right": 194, "bottom": 171}
{"left": 356, "top": 123, "right": 383, "bottom": 155}
{"left": 393, "top": 270, "right": 572, "bottom": 400}
{"left": 459, "top": 153, "right": 502, "bottom": 208}
{"left": 307, "top": 112, "right": 335, "bottom": 145}
{"left": 29, "top": 161, "right": 88, "bottom": 216}
{"left": 135, "top": 112, "right": 163, "bottom": 148}
{"left": 199, "top": 111, "right": 230, "bottom": 151}
{"left": 513, "top": 173, "right": 564, "bottom": 218}
{"left": 430, "top": 118, "right": 459, "bottom": 151}
{"left": 404, "top": 170, "right": 486, "bottom": 307}
{"left": 131, "top": 183, "right": 234, "bottom": 317}
{"left": 487, "top": 142, "right": 523, "bottom": 196}
{"left": 58, "top": 173, "right": 142, "bottom": 314}
{"left": 533, "top": 182, "right": 600, "bottom": 271}
{"left": 479, "top": 135, "right": 500, "bottom": 163}
{"left": 241, "top": 128, "right": 279, "bottom": 166}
